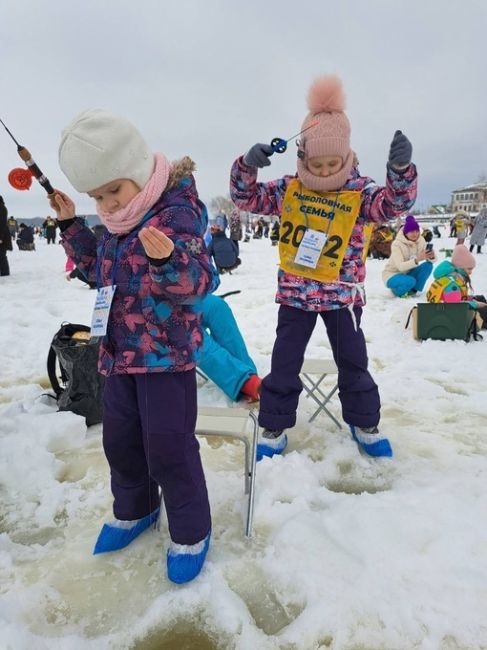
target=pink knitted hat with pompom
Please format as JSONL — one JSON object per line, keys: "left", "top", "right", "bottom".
{"left": 297, "top": 75, "right": 354, "bottom": 192}
{"left": 451, "top": 245, "right": 476, "bottom": 270}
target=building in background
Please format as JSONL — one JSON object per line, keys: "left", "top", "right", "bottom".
{"left": 451, "top": 181, "right": 487, "bottom": 214}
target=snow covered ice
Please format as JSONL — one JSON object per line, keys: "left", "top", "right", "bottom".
{"left": 1, "top": 232, "right": 487, "bottom": 650}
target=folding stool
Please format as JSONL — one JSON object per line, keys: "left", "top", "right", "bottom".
{"left": 300, "top": 358, "right": 342, "bottom": 429}
{"left": 196, "top": 368, "right": 210, "bottom": 383}
{"left": 195, "top": 406, "right": 258, "bottom": 537}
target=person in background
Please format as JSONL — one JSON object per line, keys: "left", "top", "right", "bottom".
{"left": 253, "top": 217, "right": 264, "bottom": 239}
{"left": 215, "top": 210, "right": 228, "bottom": 232}
{"left": 421, "top": 226, "right": 433, "bottom": 243}
{"left": 64, "top": 254, "right": 97, "bottom": 288}
{"left": 43, "top": 216, "right": 58, "bottom": 244}
{"left": 229, "top": 207, "right": 243, "bottom": 253}
{"left": 469, "top": 208, "right": 487, "bottom": 254}
{"left": 7, "top": 215, "right": 18, "bottom": 240}
{"left": 454, "top": 211, "right": 469, "bottom": 245}
{"left": 0, "top": 196, "right": 13, "bottom": 276}
{"left": 449, "top": 215, "right": 457, "bottom": 238}
{"left": 230, "top": 73, "right": 417, "bottom": 460}
{"left": 426, "top": 245, "right": 487, "bottom": 318}
{"left": 269, "top": 219, "right": 280, "bottom": 246}
{"left": 207, "top": 224, "right": 240, "bottom": 274}
{"left": 383, "top": 215, "right": 435, "bottom": 297}
{"left": 432, "top": 223, "right": 443, "bottom": 238}
{"left": 197, "top": 293, "right": 261, "bottom": 402}
{"left": 16, "top": 223, "right": 35, "bottom": 251}
{"left": 368, "top": 224, "right": 394, "bottom": 259}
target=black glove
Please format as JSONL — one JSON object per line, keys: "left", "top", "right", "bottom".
{"left": 388, "top": 130, "right": 412, "bottom": 171}
{"left": 243, "top": 143, "right": 274, "bottom": 168}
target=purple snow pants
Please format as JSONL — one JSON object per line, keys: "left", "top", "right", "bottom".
{"left": 258, "top": 304, "right": 381, "bottom": 431}
{"left": 102, "top": 370, "right": 211, "bottom": 545}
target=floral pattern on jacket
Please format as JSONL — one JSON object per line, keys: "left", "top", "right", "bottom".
{"left": 230, "top": 157, "right": 417, "bottom": 311}
{"left": 60, "top": 172, "right": 217, "bottom": 376}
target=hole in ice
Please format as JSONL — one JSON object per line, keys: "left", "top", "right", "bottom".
{"left": 317, "top": 637, "right": 333, "bottom": 648}
{"left": 54, "top": 444, "right": 104, "bottom": 483}
{"left": 322, "top": 460, "right": 393, "bottom": 495}
{"left": 226, "top": 567, "right": 305, "bottom": 635}
{"left": 9, "top": 526, "right": 63, "bottom": 546}
{"left": 133, "top": 624, "right": 222, "bottom": 649}
{"left": 55, "top": 459, "right": 89, "bottom": 483}
{"left": 324, "top": 478, "right": 391, "bottom": 495}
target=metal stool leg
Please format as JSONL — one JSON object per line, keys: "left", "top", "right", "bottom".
{"left": 196, "top": 410, "right": 258, "bottom": 537}
{"left": 301, "top": 373, "right": 342, "bottom": 429}
{"left": 196, "top": 368, "right": 209, "bottom": 383}
{"left": 245, "top": 411, "right": 258, "bottom": 538}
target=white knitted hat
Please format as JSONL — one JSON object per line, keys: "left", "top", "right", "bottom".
{"left": 58, "top": 108, "right": 154, "bottom": 192}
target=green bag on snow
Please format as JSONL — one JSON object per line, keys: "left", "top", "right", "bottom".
{"left": 405, "top": 302, "right": 481, "bottom": 342}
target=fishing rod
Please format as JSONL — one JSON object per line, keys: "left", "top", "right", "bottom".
{"left": 270, "top": 120, "right": 320, "bottom": 154}
{"left": 1, "top": 118, "right": 55, "bottom": 195}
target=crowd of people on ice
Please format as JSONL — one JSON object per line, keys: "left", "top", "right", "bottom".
{"left": 1, "top": 72, "right": 486, "bottom": 587}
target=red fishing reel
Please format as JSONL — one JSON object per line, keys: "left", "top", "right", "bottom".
{"left": 8, "top": 167, "right": 34, "bottom": 191}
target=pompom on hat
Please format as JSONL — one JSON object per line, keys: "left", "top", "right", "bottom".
{"left": 297, "top": 75, "right": 354, "bottom": 192}
{"left": 451, "top": 244, "right": 476, "bottom": 270}
{"left": 402, "top": 215, "right": 420, "bottom": 235}
{"left": 58, "top": 109, "right": 157, "bottom": 193}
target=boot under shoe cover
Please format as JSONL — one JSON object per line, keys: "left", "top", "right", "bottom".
{"left": 256, "top": 429, "right": 288, "bottom": 461}
{"left": 350, "top": 425, "right": 393, "bottom": 457}
{"left": 93, "top": 507, "right": 160, "bottom": 555}
{"left": 167, "top": 530, "right": 211, "bottom": 584}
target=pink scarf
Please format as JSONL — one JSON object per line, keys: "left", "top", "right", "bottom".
{"left": 296, "top": 150, "right": 354, "bottom": 193}
{"left": 97, "top": 153, "right": 171, "bottom": 235}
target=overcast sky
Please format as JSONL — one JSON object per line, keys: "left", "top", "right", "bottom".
{"left": 1, "top": 0, "right": 486, "bottom": 219}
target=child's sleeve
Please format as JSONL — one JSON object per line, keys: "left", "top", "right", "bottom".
{"left": 361, "top": 164, "right": 418, "bottom": 224}
{"left": 59, "top": 219, "right": 98, "bottom": 285}
{"left": 230, "top": 156, "right": 291, "bottom": 217}
{"left": 149, "top": 206, "right": 217, "bottom": 304}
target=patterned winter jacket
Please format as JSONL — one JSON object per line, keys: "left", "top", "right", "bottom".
{"left": 230, "top": 157, "right": 417, "bottom": 311}
{"left": 60, "top": 158, "right": 217, "bottom": 376}
{"left": 427, "top": 260, "right": 478, "bottom": 307}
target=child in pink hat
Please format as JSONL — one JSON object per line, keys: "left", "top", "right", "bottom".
{"left": 427, "top": 244, "right": 487, "bottom": 315}
{"left": 230, "top": 74, "right": 418, "bottom": 459}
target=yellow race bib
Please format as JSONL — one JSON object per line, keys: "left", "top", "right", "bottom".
{"left": 279, "top": 179, "right": 361, "bottom": 281}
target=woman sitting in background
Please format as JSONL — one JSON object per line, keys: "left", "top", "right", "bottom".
{"left": 382, "top": 215, "right": 435, "bottom": 297}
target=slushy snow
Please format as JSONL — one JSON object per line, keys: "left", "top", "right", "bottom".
{"left": 1, "top": 230, "right": 486, "bottom": 649}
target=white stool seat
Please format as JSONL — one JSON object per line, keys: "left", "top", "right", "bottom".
{"left": 301, "top": 358, "right": 338, "bottom": 376}
{"left": 196, "top": 406, "right": 258, "bottom": 538}
{"left": 300, "top": 357, "right": 342, "bottom": 428}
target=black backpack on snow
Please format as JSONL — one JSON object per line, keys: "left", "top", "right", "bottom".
{"left": 47, "top": 323, "right": 104, "bottom": 427}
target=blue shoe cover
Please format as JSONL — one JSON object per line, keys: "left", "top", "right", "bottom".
{"left": 93, "top": 507, "right": 160, "bottom": 555}
{"left": 350, "top": 425, "right": 393, "bottom": 458}
{"left": 167, "top": 531, "right": 211, "bottom": 584}
{"left": 256, "top": 432, "right": 288, "bottom": 461}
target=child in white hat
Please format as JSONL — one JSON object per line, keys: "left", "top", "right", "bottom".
{"left": 51, "top": 109, "right": 217, "bottom": 584}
